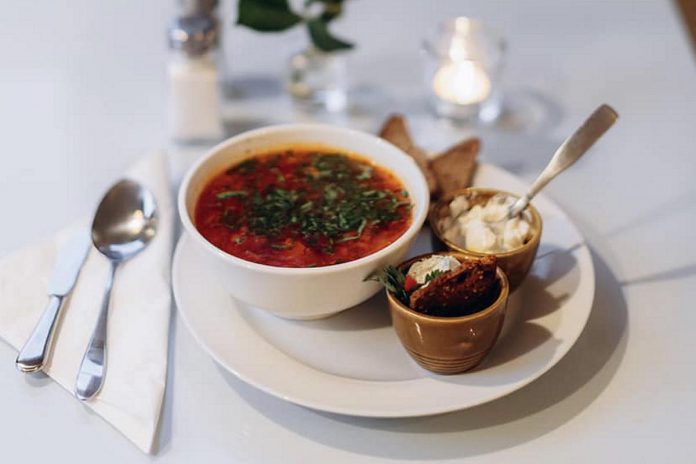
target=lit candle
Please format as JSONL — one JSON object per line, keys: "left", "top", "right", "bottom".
{"left": 432, "top": 60, "right": 491, "bottom": 105}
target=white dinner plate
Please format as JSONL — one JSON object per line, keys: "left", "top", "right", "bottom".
{"left": 172, "top": 162, "right": 595, "bottom": 417}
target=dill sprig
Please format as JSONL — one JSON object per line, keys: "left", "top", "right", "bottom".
{"left": 365, "top": 265, "right": 409, "bottom": 305}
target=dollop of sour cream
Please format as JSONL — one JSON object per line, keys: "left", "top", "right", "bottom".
{"left": 407, "top": 254, "right": 461, "bottom": 286}
{"left": 439, "top": 194, "right": 532, "bottom": 253}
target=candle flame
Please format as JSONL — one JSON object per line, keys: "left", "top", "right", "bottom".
{"left": 432, "top": 61, "right": 491, "bottom": 105}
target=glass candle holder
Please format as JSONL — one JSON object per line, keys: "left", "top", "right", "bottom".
{"left": 423, "top": 18, "right": 505, "bottom": 123}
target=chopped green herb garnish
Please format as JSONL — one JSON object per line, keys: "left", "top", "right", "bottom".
{"left": 220, "top": 210, "right": 240, "bottom": 229}
{"left": 217, "top": 191, "right": 248, "bottom": 199}
{"left": 357, "top": 218, "right": 368, "bottom": 235}
{"left": 356, "top": 165, "right": 373, "bottom": 180}
{"left": 271, "top": 167, "right": 285, "bottom": 182}
{"left": 219, "top": 153, "right": 411, "bottom": 256}
{"left": 227, "top": 158, "right": 258, "bottom": 175}
{"left": 424, "top": 269, "right": 445, "bottom": 283}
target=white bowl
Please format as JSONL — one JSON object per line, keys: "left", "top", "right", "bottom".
{"left": 178, "top": 124, "right": 430, "bottom": 319}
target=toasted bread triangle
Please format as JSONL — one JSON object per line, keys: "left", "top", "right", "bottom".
{"left": 379, "top": 114, "right": 439, "bottom": 195}
{"left": 431, "top": 138, "right": 480, "bottom": 195}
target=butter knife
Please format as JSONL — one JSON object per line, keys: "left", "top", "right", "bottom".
{"left": 16, "top": 229, "right": 92, "bottom": 373}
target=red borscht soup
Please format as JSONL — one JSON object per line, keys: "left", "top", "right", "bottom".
{"left": 194, "top": 147, "right": 412, "bottom": 267}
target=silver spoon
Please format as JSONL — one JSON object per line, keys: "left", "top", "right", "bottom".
{"left": 75, "top": 179, "right": 158, "bottom": 401}
{"left": 506, "top": 104, "right": 619, "bottom": 219}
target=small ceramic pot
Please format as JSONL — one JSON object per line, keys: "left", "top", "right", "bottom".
{"left": 387, "top": 252, "right": 509, "bottom": 374}
{"left": 429, "top": 187, "right": 542, "bottom": 291}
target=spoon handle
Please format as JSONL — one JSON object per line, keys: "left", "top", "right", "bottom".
{"left": 75, "top": 260, "right": 117, "bottom": 400}
{"left": 508, "top": 104, "right": 619, "bottom": 217}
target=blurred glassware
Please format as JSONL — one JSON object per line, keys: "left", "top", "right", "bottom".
{"left": 287, "top": 46, "right": 348, "bottom": 113}
{"left": 423, "top": 18, "right": 506, "bottom": 123}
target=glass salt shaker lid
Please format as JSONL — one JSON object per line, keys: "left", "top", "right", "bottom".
{"left": 168, "top": 14, "right": 218, "bottom": 56}
{"left": 178, "top": 0, "right": 218, "bottom": 15}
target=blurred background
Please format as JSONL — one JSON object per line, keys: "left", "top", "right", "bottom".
{"left": 0, "top": 0, "right": 694, "bottom": 251}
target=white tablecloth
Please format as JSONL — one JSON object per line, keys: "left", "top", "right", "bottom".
{"left": 0, "top": 0, "right": 694, "bottom": 462}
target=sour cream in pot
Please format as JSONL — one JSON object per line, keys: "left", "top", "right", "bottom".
{"left": 407, "top": 254, "right": 461, "bottom": 286}
{"left": 439, "top": 193, "right": 532, "bottom": 253}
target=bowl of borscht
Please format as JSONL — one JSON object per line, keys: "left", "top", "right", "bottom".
{"left": 178, "top": 124, "right": 430, "bottom": 319}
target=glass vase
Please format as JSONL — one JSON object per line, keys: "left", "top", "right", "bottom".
{"left": 287, "top": 46, "right": 348, "bottom": 112}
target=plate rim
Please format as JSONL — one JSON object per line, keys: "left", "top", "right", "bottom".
{"left": 173, "top": 162, "right": 596, "bottom": 417}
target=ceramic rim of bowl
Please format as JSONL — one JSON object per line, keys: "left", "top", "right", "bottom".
{"left": 178, "top": 123, "right": 431, "bottom": 276}
{"left": 386, "top": 251, "right": 509, "bottom": 324}
{"left": 428, "top": 187, "right": 543, "bottom": 259}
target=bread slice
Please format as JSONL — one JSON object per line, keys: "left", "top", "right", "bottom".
{"left": 379, "top": 115, "right": 439, "bottom": 195}
{"left": 409, "top": 255, "right": 498, "bottom": 316}
{"left": 430, "top": 138, "right": 480, "bottom": 196}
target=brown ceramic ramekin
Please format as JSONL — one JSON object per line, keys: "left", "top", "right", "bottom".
{"left": 387, "top": 252, "right": 509, "bottom": 375}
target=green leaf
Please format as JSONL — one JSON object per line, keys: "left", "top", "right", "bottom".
{"left": 237, "top": 0, "right": 302, "bottom": 32}
{"left": 307, "top": 18, "right": 353, "bottom": 52}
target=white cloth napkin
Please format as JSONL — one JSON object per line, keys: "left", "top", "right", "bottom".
{"left": 0, "top": 153, "right": 173, "bottom": 453}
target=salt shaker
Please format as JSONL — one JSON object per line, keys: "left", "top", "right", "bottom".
{"left": 178, "top": 0, "right": 218, "bottom": 15}
{"left": 167, "top": 14, "right": 224, "bottom": 143}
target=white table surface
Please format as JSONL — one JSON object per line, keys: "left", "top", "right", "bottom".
{"left": 1, "top": 0, "right": 695, "bottom": 462}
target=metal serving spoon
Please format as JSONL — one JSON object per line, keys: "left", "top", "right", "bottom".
{"left": 506, "top": 104, "right": 619, "bottom": 219}
{"left": 75, "top": 179, "right": 158, "bottom": 401}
